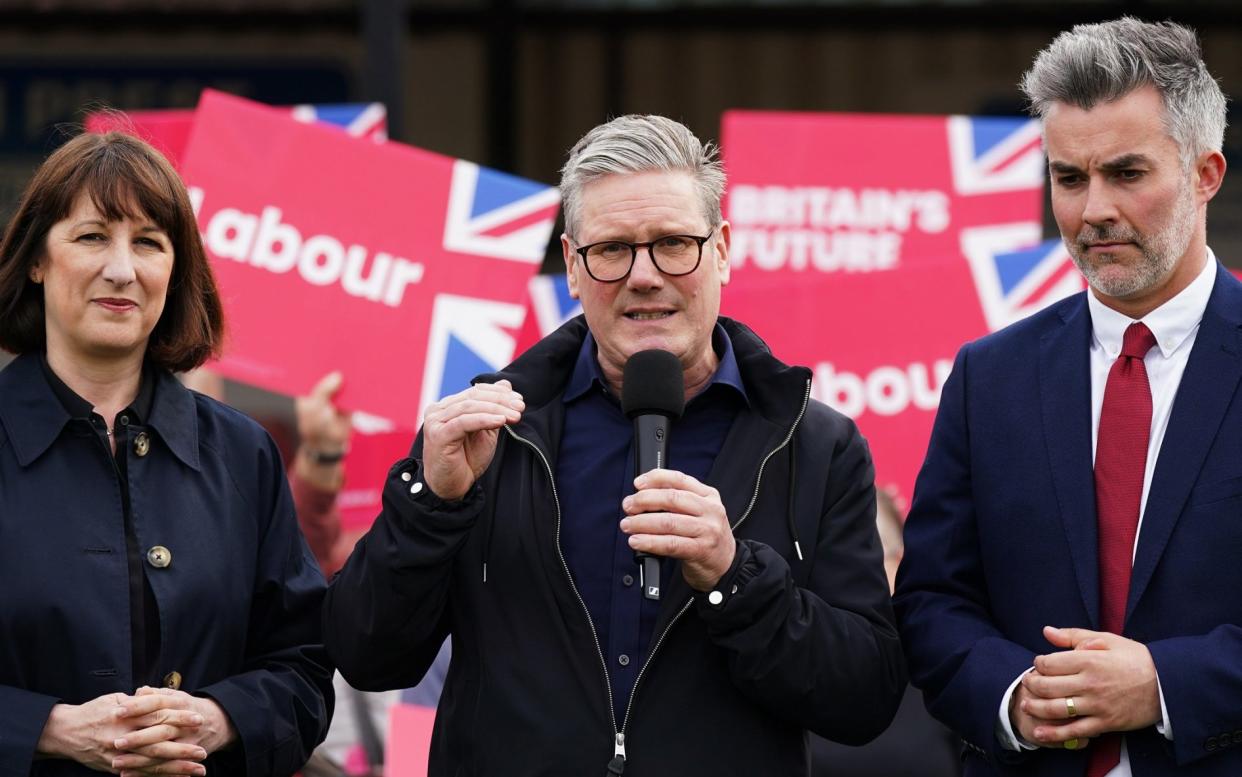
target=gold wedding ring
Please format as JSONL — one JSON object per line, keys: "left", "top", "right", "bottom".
{"left": 1064, "top": 738, "right": 1081, "bottom": 750}
{"left": 1065, "top": 696, "right": 1078, "bottom": 718}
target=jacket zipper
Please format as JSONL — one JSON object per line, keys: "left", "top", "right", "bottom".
{"left": 615, "top": 378, "right": 813, "bottom": 760}
{"left": 505, "top": 377, "right": 812, "bottom": 775}
{"left": 502, "top": 427, "right": 623, "bottom": 766}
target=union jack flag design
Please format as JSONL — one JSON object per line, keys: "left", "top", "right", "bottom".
{"left": 948, "top": 115, "right": 1045, "bottom": 196}
{"left": 512, "top": 273, "right": 582, "bottom": 356}
{"left": 419, "top": 293, "right": 527, "bottom": 424}
{"left": 443, "top": 160, "right": 562, "bottom": 264}
{"left": 289, "top": 102, "right": 388, "bottom": 143}
{"left": 962, "top": 225, "right": 1084, "bottom": 332}
{"left": 529, "top": 273, "right": 582, "bottom": 337}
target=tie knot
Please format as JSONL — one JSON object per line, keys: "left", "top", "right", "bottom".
{"left": 1121, "top": 322, "right": 1157, "bottom": 359}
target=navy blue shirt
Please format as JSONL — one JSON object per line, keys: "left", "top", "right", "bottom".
{"left": 555, "top": 325, "right": 748, "bottom": 726}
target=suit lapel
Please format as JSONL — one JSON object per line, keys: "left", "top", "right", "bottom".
{"left": 1039, "top": 295, "right": 1100, "bottom": 626}
{"left": 1127, "top": 266, "right": 1242, "bottom": 622}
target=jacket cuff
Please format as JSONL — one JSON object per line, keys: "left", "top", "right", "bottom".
{"left": 385, "top": 458, "right": 485, "bottom": 530}
{"left": 197, "top": 680, "right": 309, "bottom": 777}
{"left": 693, "top": 540, "right": 767, "bottom": 623}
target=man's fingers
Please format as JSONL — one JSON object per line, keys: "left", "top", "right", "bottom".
{"left": 429, "top": 398, "right": 523, "bottom": 425}
{"left": 1032, "top": 647, "right": 1099, "bottom": 677}
{"left": 1022, "top": 671, "right": 1083, "bottom": 699}
{"left": 622, "top": 488, "right": 708, "bottom": 518}
{"left": 1044, "top": 625, "right": 1108, "bottom": 650}
{"left": 621, "top": 511, "right": 706, "bottom": 538}
{"left": 432, "top": 381, "right": 518, "bottom": 410}
{"left": 434, "top": 413, "right": 514, "bottom": 440}
{"left": 627, "top": 532, "right": 695, "bottom": 559}
{"left": 1032, "top": 716, "right": 1104, "bottom": 745}
{"left": 1022, "top": 695, "right": 1088, "bottom": 721}
{"left": 634, "top": 468, "right": 716, "bottom": 498}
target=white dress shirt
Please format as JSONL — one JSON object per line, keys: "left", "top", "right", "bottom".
{"left": 995, "top": 252, "right": 1218, "bottom": 776}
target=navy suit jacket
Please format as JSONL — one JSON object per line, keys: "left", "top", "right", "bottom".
{"left": 895, "top": 262, "right": 1242, "bottom": 776}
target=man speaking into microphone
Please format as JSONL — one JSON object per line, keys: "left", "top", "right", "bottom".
{"left": 324, "top": 115, "right": 904, "bottom": 775}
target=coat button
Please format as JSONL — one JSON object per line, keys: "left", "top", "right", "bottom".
{"left": 146, "top": 546, "right": 172, "bottom": 569}
{"left": 163, "top": 670, "right": 182, "bottom": 690}
{"left": 133, "top": 432, "right": 150, "bottom": 457}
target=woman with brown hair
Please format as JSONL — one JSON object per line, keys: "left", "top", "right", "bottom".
{"left": 0, "top": 131, "right": 333, "bottom": 776}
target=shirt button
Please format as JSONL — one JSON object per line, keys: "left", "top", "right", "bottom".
{"left": 146, "top": 545, "right": 172, "bottom": 569}
{"left": 410, "top": 481, "right": 423, "bottom": 495}
{"left": 618, "top": 654, "right": 630, "bottom": 667}
{"left": 163, "top": 670, "right": 182, "bottom": 690}
{"left": 707, "top": 590, "right": 725, "bottom": 605}
{"left": 401, "top": 471, "right": 412, "bottom": 482}
{"left": 622, "top": 574, "right": 634, "bottom": 587}
{"left": 133, "top": 432, "right": 150, "bottom": 457}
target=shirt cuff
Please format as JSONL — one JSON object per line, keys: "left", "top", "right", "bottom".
{"left": 997, "top": 668, "right": 1038, "bottom": 751}
{"left": 1155, "top": 667, "right": 1173, "bottom": 740}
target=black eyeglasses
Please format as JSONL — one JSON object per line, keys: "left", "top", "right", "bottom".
{"left": 574, "top": 229, "right": 715, "bottom": 283}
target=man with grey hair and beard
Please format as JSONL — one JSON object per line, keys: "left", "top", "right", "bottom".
{"left": 325, "top": 115, "right": 904, "bottom": 775}
{"left": 896, "top": 16, "right": 1241, "bottom": 777}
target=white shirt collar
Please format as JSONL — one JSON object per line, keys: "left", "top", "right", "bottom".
{"left": 1088, "top": 248, "right": 1218, "bottom": 359}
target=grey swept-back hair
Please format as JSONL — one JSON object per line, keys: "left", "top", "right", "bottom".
{"left": 559, "top": 114, "right": 726, "bottom": 239}
{"left": 1020, "top": 16, "right": 1227, "bottom": 167}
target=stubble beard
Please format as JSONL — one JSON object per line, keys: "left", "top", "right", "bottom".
{"left": 1067, "top": 182, "right": 1197, "bottom": 299}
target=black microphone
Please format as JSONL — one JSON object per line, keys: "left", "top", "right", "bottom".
{"left": 622, "top": 349, "right": 685, "bottom": 601}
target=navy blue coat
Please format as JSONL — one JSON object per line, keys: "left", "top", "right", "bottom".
{"left": 895, "top": 263, "right": 1242, "bottom": 776}
{"left": 0, "top": 353, "right": 333, "bottom": 777}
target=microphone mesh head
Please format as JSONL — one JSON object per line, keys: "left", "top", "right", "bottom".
{"left": 622, "top": 349, "right": 686, "bottom": 419}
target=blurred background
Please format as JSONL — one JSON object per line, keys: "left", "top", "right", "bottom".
{"left": 0, "top": 0, "right": 1240, "bottom": 265}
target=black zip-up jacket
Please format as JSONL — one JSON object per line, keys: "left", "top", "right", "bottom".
{"left": 324, "top": 316, "right": 905, "bottom": 775}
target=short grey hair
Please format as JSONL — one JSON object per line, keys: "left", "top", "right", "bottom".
{"left": 559, "top": 114, "right": 726, "bottom": 239}
{"left": 1020, "top": 16, "right": 1227, "bottom": 166}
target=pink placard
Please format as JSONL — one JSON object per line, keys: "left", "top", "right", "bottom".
{"left": 385, "top": 702, "right": 436, "bottom": 776}
{"left": 721, "top": 110, "right": 1078, "bottom": 504}
{"left": 179, "top": 91, "right": 558, "bottom": 425}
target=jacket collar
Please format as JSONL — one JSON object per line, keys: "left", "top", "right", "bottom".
{"left": 0, "top": 352, "right": 200, "bottom": 471}
{"left": 0, "top": 353, "right": 71, "bottom": 468}
{"left": 482, "top": 315, "right": 807, "bottom": 431}
{"left": 148, "top": 368, "right": 201, "bottom": 471}
{"left": 562, "top": 325, "right": 750, "bottom": 408}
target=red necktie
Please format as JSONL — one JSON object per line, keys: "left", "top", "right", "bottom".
{"left": 1087, "top": 321, "right": 1156, "bottom": 777}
